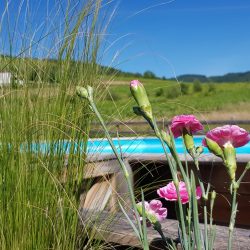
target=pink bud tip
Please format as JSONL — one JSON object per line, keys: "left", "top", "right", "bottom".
{"left": 130, "top": 80, "right": 141, "bottom": 87}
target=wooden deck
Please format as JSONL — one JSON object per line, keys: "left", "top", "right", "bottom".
{"left": 79, "top": 208, "right": 250, "bottom": 249}
{"left": 77, "top": 154, "right": 250, "bottom": 249}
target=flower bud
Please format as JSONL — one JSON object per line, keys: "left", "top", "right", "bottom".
{"left": 205, "top": 137, "right": 225, "bottom": 160}
{"left": 223, "top": 142, "right": 237, "bottom": 181}
{"left": 136, "top": 200, "right": 167, "bottom": 227}
{"left": 130, "top": 80, "right": 152, "bottom": 120}
{"left": 182, "top": 129, "right": 195, "bottom": 154}
{"left": 76, "top": 86, "right": 88, "bottom": 99}
{"left": 86, "top": 85, "right": 94, "bottom": 102}
{"left": 136, "top": 202, "right": 158, "bottom": 224}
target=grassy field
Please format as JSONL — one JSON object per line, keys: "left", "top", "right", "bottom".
{"left": 1, "top": 77, "right": 249, "bottom": 137}
{"left": 5, "top": 77, "right": 248, "bottom": 123}
{"left": 98, "top": 77, "right": 250, "bottom": 124}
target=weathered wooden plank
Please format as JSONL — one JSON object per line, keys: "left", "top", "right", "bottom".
{"left": 83, "top": 180, "right": 113, "bottom": 210}
{"left": 79, "top": 159, "right": 132, "bottom": 212}
{"left": 79, "top": 208, "right": 250, "bottom": 249}
{"left": 84, "top": 160, "right": 121, "bottom": 178}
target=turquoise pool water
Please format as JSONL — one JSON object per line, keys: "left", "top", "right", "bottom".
{"left": 29, "top": 137, "right": 250, "bottom": 155}
{"left": 87, "top": 137, "right": 249, "bottom": 154}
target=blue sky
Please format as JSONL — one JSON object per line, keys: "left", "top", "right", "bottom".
{"left": 103, "top": 0, "right": 250, "bottom": 77}
{"left": 1, "top": 0, "right": 250, "bottom": 78}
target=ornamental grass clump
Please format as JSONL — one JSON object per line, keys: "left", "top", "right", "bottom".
{"left": 76, "top": 80, "right": 250, "bottom": 250}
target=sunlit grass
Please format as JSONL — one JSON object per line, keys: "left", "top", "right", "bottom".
{"left": 99, "top": 77, "right": 250, "bottom": 121}
{"left": 0, "top": 0, "right": 112, "bottom": 249}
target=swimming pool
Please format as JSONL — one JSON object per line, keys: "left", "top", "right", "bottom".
{"left": 29, "top": 136, "right": 250, "bottom": 155}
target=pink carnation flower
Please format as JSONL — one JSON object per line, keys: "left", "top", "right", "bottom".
{"left": 136, "top": 200, "right": 167, "bottom": 226}
{"left": 170, "top": 115, "right": 203, "bottom": 138}
{"left": 203, "top": 125, "right": 250, "bottom": 148}
{"left": 157, "top": 181, "right": 202, "bottom": 204}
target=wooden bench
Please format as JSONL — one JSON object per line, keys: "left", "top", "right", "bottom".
{"left": 79, "top": 208, "right": 250, "bottom": 249}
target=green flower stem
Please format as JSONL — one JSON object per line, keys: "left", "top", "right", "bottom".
{"left": 152, "top": 119, "right": 189, "bottom": 250}
{"left": 167, "top": 132, "right": 189, "bottom": 185}
{"left": 228, "top": 182, "right": 238, "bottom": 250}
{"left": 191, "top": 172, "right": 202, "bottom": 250}
{"left": 194, "top": 159, "right": 209, "bottom": 250}
{"left": 141, "top": 191, "right": 149, "bottom": 249}
{"left": 203, "top": 205, "right": 208, "bottom": 250}
{"left": 161, "top": 129, "right": 192, "bottom": 199}
{"left": 227, "top": 162, "right": 250, "bottom": 249}
{"left": 87, "top": 99, "right": 148, "bottom": 249}
{"left": 193, "top": 159, "right": 207, "bottom": 198}
{"left": 154, "top": 223, "right": 178, "bottom": 250}
{"left": 236, "top": 165, "right": 250, "bottom": 185}
{"left": 209, "top": 192, "right": 216, "bottom": 250}
{"left": 187, "top": 205, "right": 192, "bottom": 250}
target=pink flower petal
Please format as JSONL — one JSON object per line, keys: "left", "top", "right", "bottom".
{"left": 157, "top": 181, "right": 201, "bottom": 204}
{"left": 149, "top": 200, "right": 162, "bottom": 211}
{"left": 136, "top": 199, "right": 167, "bottom": 226}
{"left": 170, "top": 115, "right": 203, "bottom": 138}
{"left": 196, "top": 186, "right": 202, "bottom": 199}
{"left": 204, "top": 125, "right": 249, "bottom": 148}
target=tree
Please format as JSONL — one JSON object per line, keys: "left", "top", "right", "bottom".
{"left": 143, "top": 70, "right": 156, "bottom": 79}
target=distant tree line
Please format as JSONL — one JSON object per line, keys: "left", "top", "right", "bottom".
{"left": 1, "top": 54, "right": 250, "bottom": 83}
{"left": 171, "top": 72, "right": 250, "bottom": 83}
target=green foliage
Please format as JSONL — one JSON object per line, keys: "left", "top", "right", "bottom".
{"left": 98, "top": 77, "right": 250, "bottom": 119}
{"left": 0, "top": 1, "right": 107, "bottom": 249}
{"left": 210, "top": 71, "right": 250, "bottom": 82}
{"left": 208, "top": 83, "right": 216, "bottom": 93}
{"left": 180, "top": 83, "right": 189, "bottom": 95}
{"left": 143, "top": 70, "right": 156, "bottom": 79}
{"left": 165, "top": 86, "right": 181, "bottom": 99}
{"left": 171, "top": 71, "right": 250, "bottom": 82}
{"left": 155, "top": 88, "right": 164, "bottom": 97}
{"left": 193, "top": 80, "right": 202, "bottom": 92}
{"left": 105, "top": 91, "right": 120, "bottom": 101}
{"left": 175, "top": 74, "right": 208, "bottom": 82}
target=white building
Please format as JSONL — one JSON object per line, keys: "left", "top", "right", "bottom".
{"left": 0, "top": 72, "right": 12, "bottom": 85}
{"left": 0, "top": 72, "right": 23, "bottom": 86}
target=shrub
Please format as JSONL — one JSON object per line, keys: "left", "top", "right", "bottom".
{"left": 193, "top": 80, "right": 202, "bottom": 92}
{"left": 165, "top": 86, "right": 181, "bottom": 99}
{"left": 208, "top": 83, "right": 216, "bottom": 92}
{"left": 155, "top": 88, "right": 164, "bottom": 97}
{"left": 180, "top": 83, "right": 189, "bottom": 95}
